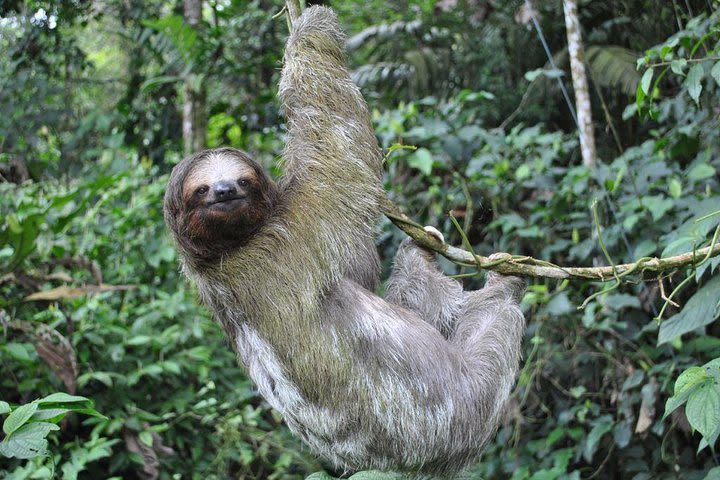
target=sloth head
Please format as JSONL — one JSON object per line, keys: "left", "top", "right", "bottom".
{"left": 164, "top": 147, "right": 279, "bottom": 261}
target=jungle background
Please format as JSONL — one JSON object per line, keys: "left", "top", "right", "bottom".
{"left": 1, "top": 0, "right": 719, "bottom": 478}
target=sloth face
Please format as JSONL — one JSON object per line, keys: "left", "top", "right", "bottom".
{"left": 165, "top": 148, "right": 278, "bottom": 259}
{"left": 183, "top": 154, "right": 259, "bottom": 219}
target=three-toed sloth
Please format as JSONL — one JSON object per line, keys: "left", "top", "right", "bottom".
{"left": 164, "top": 6, "right": 526, "bottom": 477}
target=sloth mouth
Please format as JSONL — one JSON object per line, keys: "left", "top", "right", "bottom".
{"left": 207, "top": 197, "right": 246, "bottom": 211}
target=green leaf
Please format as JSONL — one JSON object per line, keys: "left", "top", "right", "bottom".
{"left": 516, "top": 164, "right": 531, "bottom": 180}
{"left": 635, "top": 81, "right": 646, "bottom": 112}
{"left": 305, "top": 473, "right": 337, "bottom": 480}
{"left": 141, "top": 75, "right": 182, "bottom": 92}
{"left": 670, "top": 59, "right": 687, "bottom": 75}
{"left": 640, "top": 68, "right": 654, "bottom": 94}
{"left": 457, "top": 125, "right": 483, "bottom": 143}
{"left": 407, "top": 148, "right": 433, "bottom": 175}
{"left": 702, "top": 466, "right": 720, "bottom": 480}
{"left": 126, "top": 335, "right": 154, "bottom": 346}
{"left": 546, "top": 292, "right": 573, "bottom": 316}
{"left": 32, "top": 408, "right": 70, "bottom": 422}
{"left": 583, "top": 417, "right": 614, "bottom": 462}
{"left": 685, "top": 64, "right": 704, "bottom": 104}
{"left": 689, "top": 163, "right": 716, "bottom": 181}
{"left": 633, "top": 240, "right": 657, "bottom": 259}
{"left": 139, "top": 431, "right": 154, "bottom": 447}
{"left": 0, "top": 401, "right": 10, "bottom": 415}
{"left": 686, "top": 382, "right": 720, "bottom": 445}
{"left": 711, "top": 61, "right": 720, "bottom": 85}
{"left": 3, "top": 343, "right": 33, "bottom": 363}
{"left": 642, "top": 195, "right": 674, "bottom": 221}
{"left": 3, "top": 401, "right": 38, "bottom": 436}
{"left": 668, "top": 178, "right": 682, "bottom": 198}
{"left": 658, "top": 275, "right": 720, "bottom": 345}
{"left": 38, "top": 393, "right": 90, "bottom": 404}
{"left": 677, "top": 366, "right": 713, "bottom": 395}
{"left": 659, "top": 46, "right": 672, "bottom": 61}
{"left": 705, "top": 358, "right": 720, "bottom": 380}
{"left": 0, "top": 422, "right": 59, "bottom": 459}
{"left": 77, "top": 371, "right": 114, "bottom": 388}
{"left": 664, "top": 366, "right": 711, "bottom": 419}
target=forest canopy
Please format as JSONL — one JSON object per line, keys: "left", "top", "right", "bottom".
{"left": 1, "top": 0, "right": 719, "bottom": 479}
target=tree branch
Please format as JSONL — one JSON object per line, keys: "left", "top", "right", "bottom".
{"left": 385, "top": 198, "right": 720, "bottom": 280}
{"left": 283, "top": 0, "right": 720, "bottom": 281}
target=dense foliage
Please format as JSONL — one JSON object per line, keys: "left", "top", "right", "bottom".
{"left": 1, "top": 1, "right": 719, "bottom": 479}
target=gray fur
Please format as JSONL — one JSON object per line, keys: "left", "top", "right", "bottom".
{"left": 164, "top": 6, "right": 526, "bottom": 478}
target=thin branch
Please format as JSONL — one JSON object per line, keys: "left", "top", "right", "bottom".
{"left": 285, "top": 0, "right": 302, "bottom": 22}
{"left": 646, "top": 56, "right": 720, "bottom": 68}
{"left": 384, "top": 197, "right": 720, "bottom": 281}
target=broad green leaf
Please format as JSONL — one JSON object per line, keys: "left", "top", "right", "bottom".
{"left": 640, "top": 68, "right": 654, "bottom": 94}
{"left": 668, "top": 178, "right": 682, "bottom": 198}
{"left": 77, "top": 371, "right": 114, "bottom": 388}
{"left": 689, "top": 163, "right": 716, "bottom": 181}
{"left": 67, "top": 408, "right": 107, "bottom": 420}
{"left": 604, "top": 294, "right": 641, "bottom": 311}
{"left": 658, "top": 275, "right": 720, "bottom": 345}
{"left": 703, "top": 466, "right": 720, "bottom": 480}
{"left": 705, "top": 358, "right": 720, "bottom": 380}
{"left": 407, "top": 148, "right": 433, "bottom": 175}
{"left": 0, "top": 401, "right": 10, "bottom": 415}
{"left": 613, "top": 421, "right": 632, "bottom": 448}
{"left": 670, "top": 59, "right": 687, "bottom": 75}
{"left": 659, "top": 45, "right": 672, "bottom": 60}
{"left": 686, "top": 383, "right": 720, "bottom": 445}
{"left": 642, "top": 195, "right": 674, "bottom": 221}
{"left": 516, "top": 164, "right": 531, "bottom": 180}
{"left": 583, "top": 417, "right": 614, "bottom": 462}
{"left": 633, "top": 240, "right": 657, "bottom": 259}
{"left": 664, "top": 367, "right": 710, "bottom": 419}
{"left": 32, "top": 408, "right": 70, "bottom": 422}
{"left": 126, "top": 335, "right": 154, "bottom": 346}
{"left": 677, "top": 366, "right": 712, "bottom": 395}
{"left": 0, "top": 422, "right": 58, "bottom": 459}
{"left": 3, "top": 401, "right": 38, "bottom": 436}
{"left": 686, "top": 64, "right": 704, "bottom": 104}
{"left": 140, "top": 75, "right": 182, "bottom": 92}
{"left": 305, "top": 473, "right": 337, "bottom": 480}
{"left": 457, "top": 125, "right": 483, "bottom": 143}
{"left": 711, "top": 61, "right": 720, "bottom": 85}
{"left": 3, "top": 343, "right": 33, "bottom": 363}
{"left": 139, "top": 431, "right": 154, "bottom": 447}
{"left": 38, "top": 393, "right": 90, "bottom": 404}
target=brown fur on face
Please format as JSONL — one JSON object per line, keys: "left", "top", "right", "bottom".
{"left": 164, "top": 147, "right": 279, "bottom": 262}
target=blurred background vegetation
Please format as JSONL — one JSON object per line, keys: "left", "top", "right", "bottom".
{"left": 1, "top": 0, "right": 719, "bottom": 478}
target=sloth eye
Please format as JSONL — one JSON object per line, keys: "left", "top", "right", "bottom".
{"left": 237, "top": 179, "right": 250, "bottom": 187}
{"left": 196, "top": 185, "right": 209, "bottom": 196}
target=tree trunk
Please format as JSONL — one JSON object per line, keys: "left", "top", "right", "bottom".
{"left": 183, "top": 0, "right": 206, "bottom": 155}
{"left": 562, "top": 0, "right": 596, "bottom": 168}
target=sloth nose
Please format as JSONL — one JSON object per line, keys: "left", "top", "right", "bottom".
{"left": 213, "top": 181, "right": 237, "bottom": 199}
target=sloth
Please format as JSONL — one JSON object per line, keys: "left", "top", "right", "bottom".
{"left": 164, "top": 6, "right": 526, "bottom": 478}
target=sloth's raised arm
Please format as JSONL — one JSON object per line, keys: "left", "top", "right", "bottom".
{"left": 277, "top": 6, "right": 384, "bottom": 287}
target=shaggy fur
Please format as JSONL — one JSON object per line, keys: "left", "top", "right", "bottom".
{"left": 164, "top": 6, "right": 526, "bottom": 478}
